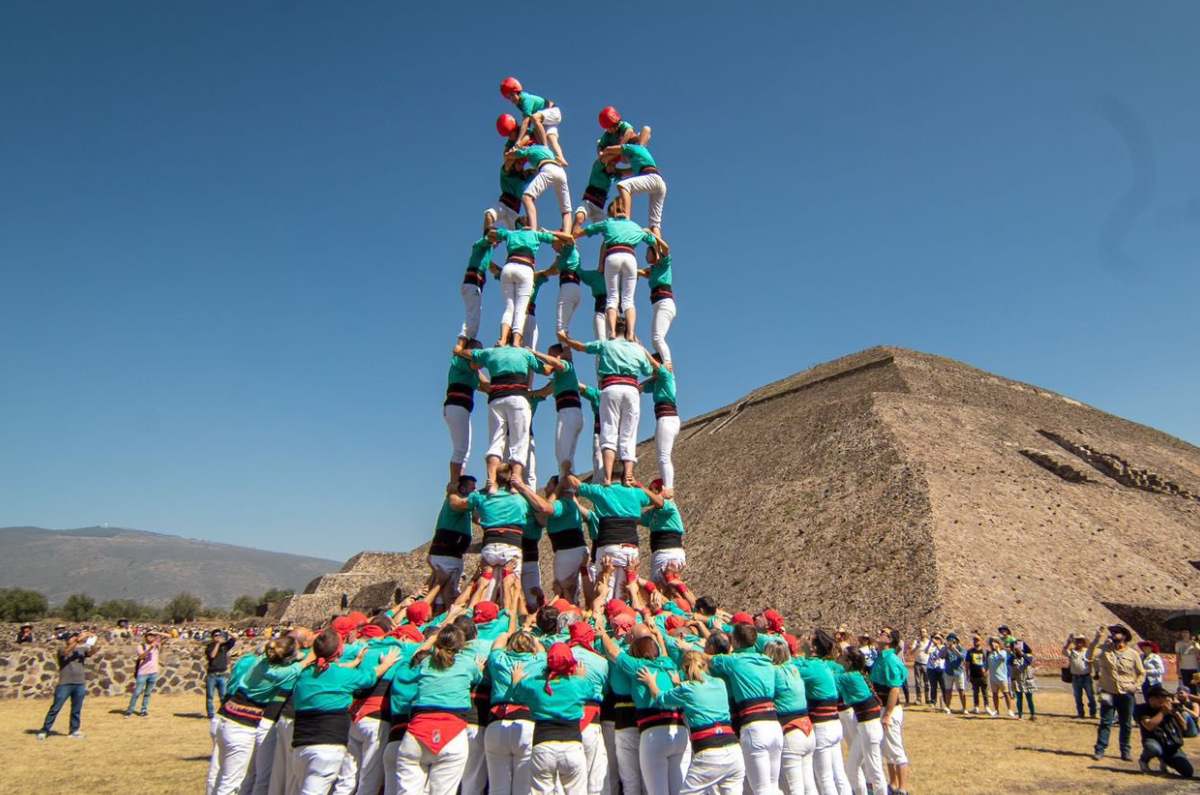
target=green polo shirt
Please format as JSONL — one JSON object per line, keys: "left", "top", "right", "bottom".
{"left": 467, "top": 489, "right": 530, "bottom": 528}
{"left": 471, "top": 346, "right": 540, "bottom": 379}
{"left": 640, "top": 499, "right": 684, "bottom": 535}
{"left": 794, "top": 657, "right": 839, "bottom": 702}
{"left": 514, "top": 145, "right": 556, "bottom": 168}
{"left": 870, "top": 648, "right": 908, "bottom": 689}
{"left": 648, "top": 254, "right": 672, "bottom": 289}
{"left": 436, "top": 495, "right": 471, "bottom": 535}
{"left": 653, "top": 675, "right": 731, "bottom": 729}
{"left": 621, "top": 143, "right": 657, "bottom": 172}
{"left": 448, "top": 355, "right": 480, "bottom": 390}
{"left": 412, "top": 650, "right": 483, "bottom": 711}
{"left": 467, "top": 237, "right": 493, "bottom": 274}
{"left": 547, "top": 498, "right": 583, "bottom": 534}
{"left": 577, "top": 482, "right": 651, "bottom": 519}
{"left": 582, "top": 338, "right": 653, "bottom": 379}
{"left": 493, "top": 228, "right": 554, "bottom": 261}
{"left": 582, "top": 218, "right": 658, "bottom": 249}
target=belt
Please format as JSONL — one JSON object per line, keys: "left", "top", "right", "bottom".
{"left": 555, "top": 390, "right": 582, "bottom": 410}
{"left": 690, "top": 723, "right": 738, "bottom": 752}
{"left": 481, "top": 526, "right": 523, "bottom": 548}
{"left": 444, "top": 383, "right": 475, "bottom": 410}
{"left": 463, "top": 269, "right": 486, "bottom": 288}
{"left": 605, "top": 244, "right": 636, "bottom": 256}
{"left": 506, "top": 253, "right": 535, "bottom": 267}
{"left": 560, "top": 271, "right": 580, "bottom": 284}
{"left": 635, "top": 708, "right": 684, "bottom": 731}
{"left": 600, "top": 374, "right": 639, "bottom": 390}
{"left": 654, "top": 401, "right": 678, "bottom": 419}
{"left": 651, "top": 286, "right": 674, "bottom": 303}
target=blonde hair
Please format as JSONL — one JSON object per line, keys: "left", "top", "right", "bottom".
{"left": 507, "top": 631, "right": 536, "bottom": 654}
{"left": 681, "top": 651, "right": 709, "bottom": 682}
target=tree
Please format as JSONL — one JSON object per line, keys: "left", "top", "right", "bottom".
{"left": 262, "top": 588, "right": 294, "bottom": 604}
{"left": 231, "top": 595, "right": 259, "bottom": 617}
{"left": 60, "top": 593, "right": 96, "bottom": 622}
{"left": 98, "top": 598, "right": 155, "bottom": 621}
{"left": 0, "top": 588, "right": 49, "bottom": 622}
{"left": 163, "top": 592, "right": 202, "bottom": 623}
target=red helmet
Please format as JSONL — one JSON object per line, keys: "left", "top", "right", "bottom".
{"left": 598, "top": 105, "right": 621, "bottom": 129}
{"left": 500, "top": 76, "right": 523, "bottom": 98}
{"left": 496, "top": 113, "right": 517, "bottom": 137}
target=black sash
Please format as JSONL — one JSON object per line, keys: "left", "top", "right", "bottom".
{"left": 654, "top": 401, "right": 678, "bottom": 419}
{"left": 488, "top": 373, "right": 529, "bottom": 403}
{"left": 595, "top": 517, "right": 638, "bottom": 546}
{"left": 429, "top": 528, "right": 471, "bottom": 558}
{"left": 463, "top": 269, "right": 486, "bottom": 288}
{"left": 555, "top": 390, "right": 582, "bottom": 411}
{"left": 292, "top": 709, "right": 352, "bottom": 748}
{"left": 649, "top": 531, "right": 683, "bottom": 552}
{"left": 549, "top": 527, "right": 586, "bottom": 551}
{"left": 521, "top": 535, "right": 540, "bottom": 562}
{"left": 534, "top": 718, "right": 582, "bottom": 744}
{"left": 481, "top": 525, "right": 523, "bottom": 549}
{"left": 444, "top": 382, "right": 475, "bottom": 411}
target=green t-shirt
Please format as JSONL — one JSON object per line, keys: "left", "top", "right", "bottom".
{"left": 413, "top": 650, "right": 483, "bottom": 711}
{"left": 232, "top": 656, "right": 304, "bottom": 705}
{"left": 487, "top": 649, "right": 545, "bottom": 705}
{"left": 523, "top": 514, "right": 543, "bottom": 541}
{"left": 494, "top": 228, "right": 555, "bottom": 260}
{"left": 500, "top": 164, "right": 529, "bottom": 197}
{"left": 447, "top": 355, "right": 481, "bottom": 390}
{"left": 870, "top": 648, "right": 908, "bottom": 689}
{"left": 530, "top": 273, "right": 548, "bottom": 303}
{"left": 435, "top": 495, "right": 471, "bottom": 536}
{"left": 585, "top": 159, "right": 616, "bottom": 193}
{"left": 774, "top": 664, "right": 809, "bottom": 715}
{"left": 581, "top": 384, "right": 601, "bottom": 413}
{"left": 648, "top": 254, "right": 672, "bottom": 288}
{"left": 579, "top": 269, "right": 607, "bottom": 299}
{"left": 552, "top": 360, "right": 580, "bottom": 395}
{"left": 547, "top": 498, "right": 582, "bottom": 534}
{"left": 383, "top": 642, "right": 422, "bottom": 718}
{"left": 572, "top": 645, "right": 609, "bottom": 703}
{"left": 471, "top": 346, "right": 540, "bottom": 379}
{"left": 653, "top": 675, "right": 731, "bottom": 729}
{"left": 642, "top": 366, "right": 676, "bottom": 405}
{"left": 597, "top": 120, "right": 634, "bottom": 151}
{"left": 516, "top": 92, "right": 548, "bottom": 118}
{"left": 621, "top": 143, "right": 657, "bottom": 172}
{"left": 467, "top": 237, "right": 493, "bottom": 273}
{"left": 709, "top": 648, "right": 776, "bottom": 704}
{"left": 583, "top": 338, "right": 654, "bottom": 379}
{"left": 293, "top": 662, "right": 380, "bottom": 712}
{"left": 529, "top": 394, "right": 545, "bottom": 418}
{"left": 577, "top": 482, "right": 651, "bottom": 519}
{"left": 467, "top": 489, "right": 530, "bottom": 528}
{"left": 554, "top": 244, "right": 581, "bottom": 275}
{"left": 614, "top": 651, "right": 679, "bottom": 710}
{"left": 514, "top": 144, "right": 556, "bottom": 168}
{"left": 794, "top": 657, "right": 839, "bottom": 702}
{"left": 640, "top": 499, "right": 684, "bottom": 534}
{"left": 837, "top": 670, "right": 875, "bottom": 705}
{"left": 513, "top": 671, "right": 588, "bottom": 721}
{"left": 583, "top": 218, "right": 657, "bottom": 249}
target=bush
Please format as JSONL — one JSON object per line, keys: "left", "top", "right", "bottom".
{"left": 97, "top": 598, "right": 159, "bottom": 622}
{"left": 163, "top": 592, "right": 202, "bottom": 623}
{"left": 60, "top": 593, "right": 96, "bottom": 622}
{"left": 230, "top": 595, "right": 259, "bottom": 617}
{"left": 262, "top": 588, "right": 294, "bottom": 604}
{"left": 0, "top": 588, "right": 49, "bottom": 622}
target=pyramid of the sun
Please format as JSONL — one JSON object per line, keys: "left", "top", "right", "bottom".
{"left": 276, "top": 345, "right": 1200, "bottom": 648}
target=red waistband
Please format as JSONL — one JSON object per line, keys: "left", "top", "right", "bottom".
{"left": 606, "top": 245, "right": 636, "bottom": 256}
{"left": 351, "top": 694, "right": 386, "bottom": 723}
{"left": 506, "top": 254, "right": 535, "bottom": 266}
{"left": 600, "top": 374, "right": 640, "bottom": 389}
{"left": 490, "top": 703, "right": 531, "bottom": 720}
{"left": 581, "top": 703, "right": 602, "bottom": 730}
{"left": 407, "top": 712, "right": 468, "bottom": 754}
{"left": 690, "top": 723, "right": 734, "bottom": 741}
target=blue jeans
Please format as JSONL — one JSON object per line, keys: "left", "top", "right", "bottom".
{"left": 41, "top": 683, "right": 86, "bottom": 734}
{"left": 1140, "top": 738, "right": 1194, "bottom": 778}
{"left": 1072, "top": 674, "right": 1096, "bottom": 717}
{"left": 1185, "top": 713, "right": 1199, "bottom": 738}
{"left": 1015, "top": 691, "right": 1035, "bottom": 717}
{"left": 206, "top": 674, "right": 228, "bottom": 718}
{"left": 1094, "top": 692, "right": 1135, "bottom": 757}
{"left": 126, "top": 673, "right": 159, "bottom": 714}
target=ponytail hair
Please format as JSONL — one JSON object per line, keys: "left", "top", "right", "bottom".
{"left": 312, "top": 628, "right": 342, "bottom": 675}
{"left": 432, "top": 626, "right": 465, "bottom": 670}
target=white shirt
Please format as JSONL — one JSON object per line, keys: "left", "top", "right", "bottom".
{"left": 1177, "top": 640, "right": 1200, "bottom": 670}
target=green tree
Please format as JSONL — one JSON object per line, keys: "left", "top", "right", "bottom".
{"left": 60, "top": 593, "right": 96, "bottom": 622}
{"left": 0, "top": 588, "right": 49, "bottom": 622}
{"left": 261, "top": 588, "right": 294, "bottom": 604}
{"left": 231, "top": 595, "right": 259, "bottom": 617}
{"left": 163, "top": 592, "right": 202, "bottom": 623}
{"left": 98, "top": 598, "right": 153, "bottom": 621}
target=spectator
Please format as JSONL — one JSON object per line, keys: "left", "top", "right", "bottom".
{"left": 925, "top": 633, "right": 946, "bottom": 708}
{"left": 37, "top": 630, "right": 99, "bottom": 739}
{"left": 938, "top": 633, "right": 968, "bottom": 714}
{"left": 985, "top": 637, "right": 1014, "bottom": 718}
{"left": 125, "top": 629, "right": 163, "bottom": 717}
{"left": 1063, "top": 633, "right": 1097, "bottom": 719}
{"left": 1010, "top": 641, "right": 1037, "bottom": 721}
{"left": 1175, "top": 632, "right": 1200, "bottom": 689}
{"left": 1140, "top": 641, "right": 1166, "bottom": 699}
{"left": 860, "top": 634, "right": 878, "bottom": 670}
{"left": 204, "top": 630, "right": 237, "bottom": 719}
{"left": 1135, "top": 684, "right": 1193, "bottom": 777}
{"left": 965, "top": 635, "right": 989, "bottom": 714}
{"left": 1091, "top": 624, "right": 1146, "bottom": 761}
{"left": 912, "top": 628, "right": 933, "bottom": 706}
{"left": 1176, "top": 687, "right": 1200, "bottom": 738}
{"left": 17, "top": 624, "right": 33, "bottom": 644}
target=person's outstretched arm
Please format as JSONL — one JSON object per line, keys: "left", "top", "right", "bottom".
{"left": 557, "top": 330, "right": 589, "bottom": 353}
{"left": 511, "top": 477, "right": 554, "bottom": 515}
{"left": 531, "top": 349, "right": 567, "bottom": 372}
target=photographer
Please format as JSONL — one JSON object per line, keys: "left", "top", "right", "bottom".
{"left": 36, "top": 629, "right": 99, "bottom": 739}
{"left": 1176, "top": 687, "right": 1200, "bottom": 737}
{"left": 1135, "top": 684, "right": 1193, "bottom": 777}
{"left": 125, "top": 629, "right": 163, "bottom": 717}
{"left": 205, "top": 630, "right": 237, "bottom": 720}
{"left": 1089, "top": 624, "right": 1145, "bottom": 762}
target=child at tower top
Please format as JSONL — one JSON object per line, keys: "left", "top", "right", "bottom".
{"left": 500, "top": 76, "right": 567, "bottom": 166}
{"left": 504, "top": 134, "right": 572, "bottom": 234}
{"left": 599, "top": 135, "right": 666, "bottom": 236}
{"left": 575, "top": 106, "right": 650, "bottom": 228}
{"left": 485, "top": 114, "right": 533, "bottom": 231}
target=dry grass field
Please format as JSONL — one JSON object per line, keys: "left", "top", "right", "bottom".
{"left": 1, "top": 689, "right": 1198, "bottom": 794}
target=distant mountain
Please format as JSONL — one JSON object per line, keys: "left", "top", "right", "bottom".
{"left": 0, "top": 526, "right": 340, "bottom": 608}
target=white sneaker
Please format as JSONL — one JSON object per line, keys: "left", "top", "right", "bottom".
{"left": 69, "top": 731, "right": 84, "bottom": 739}
{"left": 971, "top": 707, "right": 980, "bottom": 714}
{"left": 943, "top": 707, "right": 952, "bottom": 714}
{"left": 1007, "top": 710, "right": 1017, "bottom": 718}
{"left": 36, "top": 731, "right": 47, "bottom": 741}
{"left": 483, "top": 208, "right": 498, "bottom": 228}
{"left": 987, "top": 708, "right": 998, "bottom": 716}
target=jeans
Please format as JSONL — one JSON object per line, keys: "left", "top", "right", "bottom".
{"left": 127, "top": 673, "right": 159, "bottom": 714}
{"left": 207, "top": 674, "right": 228, "bottom": 718}
{"left": 1072, "top": 674, "right": 1097, "bottom": 717}
{"left": 42, "top": 683, "right": 86, "bottom": 734}
{"left": 1140, "top": 738, "right": 1194, "bottom": 778}
{"left": 1094, "top": 692, "right": 1135, "bottom": 757}
{"left": 1015, "top": 692, "right": 1035, "bottom": 717}
{"left": 1185, "top": 713, "right": 1199, "bottom": 738}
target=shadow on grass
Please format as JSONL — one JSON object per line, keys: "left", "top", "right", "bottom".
{"left": 179, "top": 755, "right": 211, "bottom": 762}
{"left": 1088, "top": 765, "right": 1150, "bottom": 776}
{"left": 1015, "top": 746, "right": 1097, "bottom": 759}
{"left": 173, "top": 712, "right": 209, "bottom": 719}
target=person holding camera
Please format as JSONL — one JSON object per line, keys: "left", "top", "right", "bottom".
{"left": 125, "top": 629, "right": 163, "bottom": 717}
{"left": 37, "top": 629, "right": 99, "bottom": 739}
{"left": 206, "top": 630, "right": 238, "bottom": 720}
{"left": 1090, "top": 624, "right": 1146, "bottom": 761}
{"left": 1136, "top": 684, "right": 1194, "bottom": 777}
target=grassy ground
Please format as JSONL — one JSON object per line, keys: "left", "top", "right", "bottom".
{"left": 2, "top": 689, "right": 1198, "bottom": 794}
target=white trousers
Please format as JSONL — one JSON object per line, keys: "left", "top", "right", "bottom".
{"left": 444, "top": 404, "right": 471, "bottom": 466}
{"left": 556, "top": 406, "right": 583, "bottom": 470}
{"left": 602, "top": 722, "right": 620, "bottom": 795}
{"left": 521, "top": 560, "right": 542, "bottom": 608}
{"left": 649, "top": 298, "right": 676, "bottom": 364}
{"left": 487, "top": 202, "right": 519, "bottom": 230}
{"left": 526, "top": 435, "right": 538, "bottom": 491}
{"left": 603, "top": 251, "right": 639, "bottom": 312}
{"left": 522, "top": 312, "right": 539, "bottom": 352}
{"left": 553, "top": 545, "right": 590, "bottom": 586}
{"left": 479, "top": 543, "right": 522, "bottom": 600}
{"left": 618, "top": 173, "right": 667, "bottom": 229}
{"left": 267, "top": 716, "right": 295, "bottom": 795}
{"left": 615, "top": 727, "right": 643, "bottom": 795}
{"left": 592, "top": 433, "right": 603, "bottom": 479}
{"left": 208, "top": 717, "right": 258, "bottom": 795}
{"left": 781, "top": 727, "right": 817, "bottom": 795}
{"left": 837, "top": 711, "right": 857, "bottom": 767}
{"left": 582, "top": 722, "right": 608, "bottom": 795}
{"left": 593, "top": 544, "right": 639, "bottom": 602}
{"left": 681, "top": 744, "right": 745, "bottom": 795}
{"left": 332, "top": 716, "right": 387, "bottom": 795}
{"left": 655, "top": 415, "right": 680, "bottom": 489}
{"left": 811, "top": 721, "right": 852, "bottom": 795}
{"left": 460, "top": 283, "right": 482, "bottom": 340}
{"left": 599, "top": 384, "right": 640, "bottom": 462}
{"left": 740, "top": 721, "right": 783, "bottom": 795}
{"left": 575, "top": 200, "right": 606, "bottom": 226}
{"left": 462, "top": 723, "right": 488, "bottom": 795}
{"left": 394, "top": 731, "right": 470, "bottom": 795}
{"left": 593, "top": 311, "right": 608, "bottom": 341}
{"left": 557, "top": 281, "right": 582, "bottom": 334}
{"left": 487, "top": 394, "right": 531, "bottom": 464}
{"left": 847, "top": 718, "right": 886, "bottom": 795}
{"left": 244, "top": 718, "right": 276, "bottom": 795}
{"left": 651, "top": 549, "right": 686, "bottom": 585}
{"left": 525, "top": 163, "right": 571, "bottom": 216}
{"left": 881, "top": 705, "right": 907, "bottom": 765}
{"left": 639, "top": 724, "right": 691, "bottom": 795}
{"left": 500, "top": 262, "right": 534, "bottom": 333}
{"left": 485, "top": 718, "right": 534, "bottom": 795}
{"left": 429, "top": 554, "right": 465, "bottom": 584}
{"left": 531, "top": 741, "right": 587, "bottom": 795}
{"left": 293, "top": 744, "right": 348, "bottom": 795}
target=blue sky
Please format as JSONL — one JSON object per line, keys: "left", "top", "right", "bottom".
{"left": 2, "top": 3, "right": 1198, "bottom": 562}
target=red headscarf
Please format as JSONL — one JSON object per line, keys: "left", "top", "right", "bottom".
{"left": 568, "top": 622, "right": 596, "bottom": 649}
{"left": 610, "top": 612, "right": 635, "bottom": 634}
{"left": 331, "top": 616, "right": 358, "bottom": 641}
{"left": 605, "top": 599, "right": 630, "bottom": 620}
{"left": 545, "top": 642, "right": 578, "bottom": 694}
{"left": 473, "top": 602, "right": 499, "bottom": 624}
{"left": 347, "top": 611, "right": 369, "bottom": 628}
{"left": 315, "top": 640, "right": 344, "bottom": 674}
{"left": 762, "top": 609, "right": 785, "bottom": 633}
{"left": 406, "top": 602, "right": 431, "bottom": 626}
{"left": 665, "top": 615, "right": 686, "bottom": 633}
{"left": 390, "top": 624, "right": 424, "bottom": 643}
{"left": 731, "top": 612, "right": 754, "bottom": 626}
{"left": 783, "top": 632, "right": 801, "bottom": 657}
{"left": 358, "top": 624, "right": 385, "bottom": 640}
